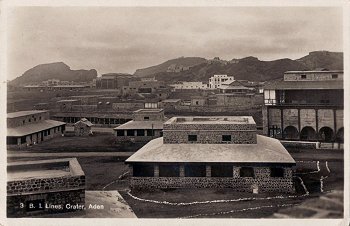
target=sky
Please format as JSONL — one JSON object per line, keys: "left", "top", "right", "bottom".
{"left": 7, "top": 6, "right": 343, "bottom": 80}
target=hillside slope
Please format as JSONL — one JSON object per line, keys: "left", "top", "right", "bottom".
{"left": 10, "top": 62, "right": 97, "bottom": 85}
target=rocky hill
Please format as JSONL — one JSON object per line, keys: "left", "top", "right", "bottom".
{"left": 136, "top": 51, "right": 343, "bottom": 83}
{"left": 134, "top": 57, "right": 207, "bottom": 77}
{"left": 10, "top": 62, "right": 97, "bottom": 86}
{"left": 296, "top": 51, "right": 343, "bottom": 70}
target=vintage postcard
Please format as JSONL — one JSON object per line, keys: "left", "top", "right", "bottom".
{"left": 0, "top": 0, "right": 348, "bottom": 226}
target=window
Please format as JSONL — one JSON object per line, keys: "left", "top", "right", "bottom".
{"left": 28, "top": 119, "right": 31, "bottom": 123}
{"left": 301, "top": 74, "right": 306, "bottom": 79}
{"left": 222, "top": 135, "right": 232, "bottom": 142}
{"left": 127, "top": 130, "right": 134, "bottom": 136}
{"left": 133, "top": 164, "right": 154, "bottom": 177}
{"left": 117, "top": 130, "right": 124, "bottom": 136}
{"left": 23, "top": 120, "right": 25, "bottom": 125}
{"left": 211, "top": 165, "right": 233, "bottom": 177}
{"left": 270, "top": 168, "right": 284, "bottom": 177}
{"left": 188, "top": 135, "right": 197, "bottom": 142}
{"left": 159, "top": 165, "right": 180, "bottom": 177}
{"left": 39, "top": 116, "right": 41, "bottom": 120}
{"left": 144, "top": 116, "right": 150, "bottom": 121}
{"left": 195, "top": 101, "right": 199, "bottom": 105}
{"left": 47, "top": 129, "right": 50, "bottom": 135}
{"left": 185, "top": 165, "right": 206, "bottom": 177}
{"left": 332, "top": 74, "right": 338, "bottom": 79}
{"left": 136, "top": 129, "right": 145, "bottom": 136}
{"left": 240, "top": 167, "right": 255, "bottom": 178}
{"left": 146, "top": 129, "right": 154, "bottom": 136}
{"left": 34, "top": 118, "right": 36, "bottom": 122}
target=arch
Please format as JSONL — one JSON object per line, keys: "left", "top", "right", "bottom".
{"left": 335, "top": 127, "right": 344, "bottom": 143}
{"left": 300, "top": 126, "right": 317, "bottom": 141}
{"left": 319, "top": 127, "right": 334, "bottom": 142}
{"left": 283, "top": 126, "right": 299, "bottom": 140}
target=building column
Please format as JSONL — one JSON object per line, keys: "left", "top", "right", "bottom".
{"left": 315, "top": 108, "right": 319, "bottom": 141}
{"left": 154, "top": 165, "right": 159, "bottom": 177}
{"left": 333, "top": 109, "right": 337, "bottom": 141}
{"left": 206, "top": 165, "right": 211, "bottom": 177}
{"left": 233, "top": 167, "right": 240, "bottom": 178}
{"left": 144, "top": 129, "right": 148, "bottom": 136}
{"left": 180, "top": 165, "right": 185, "bottom": 177}
{"left": 134, "top": 130, "right": 137, "bottom": 136}
{"left": 17, "top": 137, "right": 21, "bottom": 146}
{"left": 129, "top": 165, "right": 133, "bottom": 177}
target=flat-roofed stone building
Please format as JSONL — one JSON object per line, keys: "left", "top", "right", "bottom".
{"left": 126, "top": 116, "right": 296, "bottom": 193}
{"left": 7, "top": 158, "right": 85, "bottom": 217}
{"left": 114, "top": 109, "right": 166, "bottom": 142}
{"left": 7, "top": 110, "right": 66, "bottom": 149}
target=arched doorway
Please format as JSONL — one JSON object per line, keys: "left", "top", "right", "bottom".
{"left": 300, "top": 126, "right": 317, "bottom": 141}
{"left": 283, "top": 126, "right": 299, "bottom": 140}
{"left": 319, "top": 127, "right": 334, "bottom": 142}
{"left": 335, "top": 127, "right": 344, "bottom": 143}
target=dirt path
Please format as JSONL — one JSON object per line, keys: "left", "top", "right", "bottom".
{"left": 7, "top": 152, "right": 134, "bottom": 158}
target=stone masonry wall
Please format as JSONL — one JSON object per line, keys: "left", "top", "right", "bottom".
{"left": 163, "top": 130, "right": 256, "bottom": 144}
{"left": 130, "top": 177, "right": 294, "bottom": 193}
{"left": 7, "top": 175, "right": 85, "bottom": 195}
{"left": 130, "top": 166, "right": 294, "bottom": 193}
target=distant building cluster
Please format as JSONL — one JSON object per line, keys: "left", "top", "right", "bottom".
{"left": 166, "top": 64, "right": 190, "bottom": 73}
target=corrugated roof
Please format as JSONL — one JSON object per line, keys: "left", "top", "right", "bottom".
{"left": 7, "top": 120, "right": 66, "bottom": 137}
{"left": 113, "top": 120, "right": 164, "bottom": 130}
{"left": 264, "top": 80, "right": 343, "bottom": 90}
{"left": 7, "top": 110, "right": 48, "bottom": 118}
{"left": 126, "top": 135, "right": 295, "bottom": 164}
{"left": 284, "top": 70, "right": 343, "bottom": 74}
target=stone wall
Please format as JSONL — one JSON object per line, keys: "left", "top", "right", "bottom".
{"left": 130, "top": 166, "right": 294, "bottom": 193}
{"left": 130, "top": 177, "right": 294, "bottom": 193}
{"left": 7, "top": 111, "right": 50, "bottom": 128}
{"left": 163, "top": 130, "right": 256, "bottom": 144}
{"left": 7, "top": 175, "right": 85, "bottom": 195}
{"left": 284, "top": 72, "right": 343, "bottom": 81}
{"left": 133, "top": 111, "right": 164, "bottom": 121}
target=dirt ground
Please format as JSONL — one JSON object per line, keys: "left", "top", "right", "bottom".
{"left": 7, "top": 147, "right": 344, "bottom": 218}
{"left": 7, "top": 132, "right": 145, "bottom": 152}
{"left": 118, "top": 148, "right": 343, "bottom": 218}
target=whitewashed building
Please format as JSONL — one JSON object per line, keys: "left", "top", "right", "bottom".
{"left": 209, "top": 74, "right": 235, "bottom": 89}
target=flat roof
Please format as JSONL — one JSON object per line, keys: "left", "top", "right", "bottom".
{"left": 164, "top": 116, "right": 255, "bottom": 125}
{"left": 7, "top": 120, "right": 66, "bottom": 137}
{"left": 162, "top": 99, "right": 182, "bottom": 103}
{"left": 133, "top": 108, "right": 164, "bottom": 113}
{"left": 126, "top": 135, "right": 295, "bottom": 164}
{"left": 8, "top": 158, "right": 84, "bottom": 181}
{"left": 57, "top": 99, "right": 79, "bottom": 103}
{"left": 7, "top": 110, "right": 48, "bottom": 118}
{"left": 264, "top": 80, "right": 343, "bottom": 90}
{"left": 284, "top": 70, "right": 343, "bottom": 74}
{"left": 114, "top": 120, "right": 164, "bottom": 130}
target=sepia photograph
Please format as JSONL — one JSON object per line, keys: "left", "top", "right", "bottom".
{"left": 1, "top": 1, "right": 348, "bottom": 225}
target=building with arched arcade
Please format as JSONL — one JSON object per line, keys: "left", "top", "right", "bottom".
{"left": 262, "top": 70, "right": 343, "bottom": 143}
